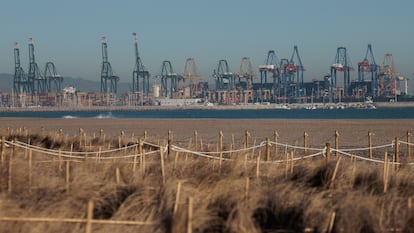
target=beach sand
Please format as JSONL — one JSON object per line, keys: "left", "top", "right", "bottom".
{"left": 1, "top": 118, "right": 413, "bottom": 148}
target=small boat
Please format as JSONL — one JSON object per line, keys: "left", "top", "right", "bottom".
{"left": 275, "top": 104, "right": 291, "bottom": 110}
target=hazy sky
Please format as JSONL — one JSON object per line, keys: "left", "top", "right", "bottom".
{"left": 1, "top": 0, "right": 413, "bottom": 91}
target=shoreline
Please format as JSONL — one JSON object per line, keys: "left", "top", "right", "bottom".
{"left": 0, "top": 101, "right": 413, "bottom": 112}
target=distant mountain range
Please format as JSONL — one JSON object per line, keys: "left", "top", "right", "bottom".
{"left": 0, "top": 73, "right": 131, "bottom": 93}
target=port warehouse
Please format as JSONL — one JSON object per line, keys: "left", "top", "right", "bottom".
{"left": 6, "top": 35, "right": 411, "bottom": 107}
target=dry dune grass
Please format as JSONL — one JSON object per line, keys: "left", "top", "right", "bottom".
{"left": 0, "top": 128, "right": 414, "bottom": 233}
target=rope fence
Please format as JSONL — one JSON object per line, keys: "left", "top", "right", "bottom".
{"left": 1, "top": 136, "right": 413, "bottom": 165}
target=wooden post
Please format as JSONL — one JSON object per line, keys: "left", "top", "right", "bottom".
{"left": 187, "top": 138, "right": 192, "bottom": 153}
{"left": 139, "top": 137, "right": 143, "bottom": 155}
{"left": 1, "top": 135, "right": 5, "bottom": 164}
{"left": 24, "top": 137, "right": 28, "bottom": 159}
{"left": 58, "top": 150, "right": 63, "bottom": 172}
{"left": 326, "top": 143, "right": 331, "bottom": 162}
{"left": 29, "top": 148, "right": 32, "bottom": 193}
{"left": 84, "top": 132, "right": 87, "bottom": 150}
{"left": 85, "top": 200, "right": 94, "bottom": 233}
{"left": 266, "top": 137, "right": 270, "bottom": 161}
{"left": 383, "top": 152, "right": 389, "bottom": 193}
{"left": 160, "top": 146, "right": 166, "bottom": 185}
{"left": 96, "top": 147, "right": 101, "bottom": 164}
{"left": 142, "top": 149, "right": 146, "bottom": 176}
{"left": 12, "top": 137, "right": 17, "bottom": 157}
{"left": 368, "top": 131, "right": 373, "bottom": 160}
{"left": 329, "top": 157, "right": 341, "bottom": 189}
{"left": 66, "top": 160, "right": 70, "bottom": 192}
{"left": 244, "top": 177, "right": 249, "bottom": 201}
{"left": 172, "top": 151, "right": 179, "bottom": 171}
{"left": 187, "top": 197, "right": 193, "bottom": 233}
{"left": 8, "top": 138, "right": 16, "bottom": 194}
{"left": 173, "top": 181, "right": 181, "bottom": 214}
{"left": 244, "top": 130, "right": 249, "bottom": 149}
{"left": 407, "top": 130, "right": 412, "bottom": 162}
{"left": 219, "top": 130, "right": 223, "bottom": 171}
{"left": 79, "top": 128, "right": 83, "bottom": 148}
{"left": 168, "top": 130, "right": 172, "bottom": 159}
{"left": 303, "top": 131, "right": 308, "bottom": 155}
{"left": 230, "top": 134, "right": 235, "bottom": 158}
{"left": 285, "top": 150, "right": 289, "bottom": 178}
{"left": 327, "top": 211, "right": 336, "bottom": 233}
{"left": 116, "top": 167, "right": 120, "bottom": 185}
{"left": 244, "top": 149, "right": 248, "bottom": 171}
{"left": 274, "top": 130, "right": 278, "bottom": 157}
{"left": 256, "top": 153, "right": 260, "bottom": 179}
{"left": 395, "top": 136, "right": 399, "bottom": 171}
{"left": 132, "top": 144, "right": 138, "bottom": 173}
{"left": 194, "top": 130, "right": 198, "bottom": 151}
{"left": 144, "top": 130, "right": 147, "bottom": 140}
{"left": 334, "top": 130, "right": 339, "bottom": 159}
{"left": 137, "top": 138, "right": 143, "bottom": 173}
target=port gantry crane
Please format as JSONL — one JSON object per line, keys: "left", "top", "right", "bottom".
{"left": 181, "top": 58, "right": 202, "bottom": 98}
{"left": 27, "top": 37, "right": 47, "bottom": 95}
{"left": 258, "top": 50, "right": 279, "bottom": 102}
{"left": 132, "top": 33, "right": 150, "bottom": 97}
{"left": 236, "top": 57, "right": 256, "bottom": 103}
{"left": 330, "top": 47, "right": 354, "bottom": 101}
{"left": 44, "top": 62, "right": 63, "bottom": 93}
{"left": 357, "top": 44, "right": 379, "bottom": 97}
{"left": 378, "top": 53, "right": 399, "bottom": 98}
{"left": 100, "top": 36, "right": 119, "bottom": 103}
{"left": 212, "top": 59, "right": 235, "bottom": 104}
{"left": 13, "top": 42, "right": 28, "bottom": 97}
{"left": 214, "top": 59, "right": 234, "bottom": 90}
{"left": 237, "top": 57, "right": 255, "bottom": 90}
{"left": 279, "top": 58, "right": 292, "bottom": 101}
{"left": 160, "top": 60, "right": 182, "bottom": 98}
{"left": 290, "top": 45, "right": 305, "bottom": 97}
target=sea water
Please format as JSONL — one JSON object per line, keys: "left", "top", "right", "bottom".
{"left": 0, "top": 108, "right": 413, "bottom": 119}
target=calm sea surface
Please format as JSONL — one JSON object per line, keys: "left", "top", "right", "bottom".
{"left": 0, "top": 108, "right": 414, "bottom": 119}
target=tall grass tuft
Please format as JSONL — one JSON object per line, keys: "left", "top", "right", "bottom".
{"left": 0, "top": 131, "right": 414, "bottom": 233}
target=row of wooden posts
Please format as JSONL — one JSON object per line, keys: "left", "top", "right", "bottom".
{"left": 6, "top": 126, "right": 412, "bottom": 161}
{"left": 2, "top": 127, "right": 413, "bottom": 170}
{"left": 166, "top": 129, "right": 412, "bottom": 162}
